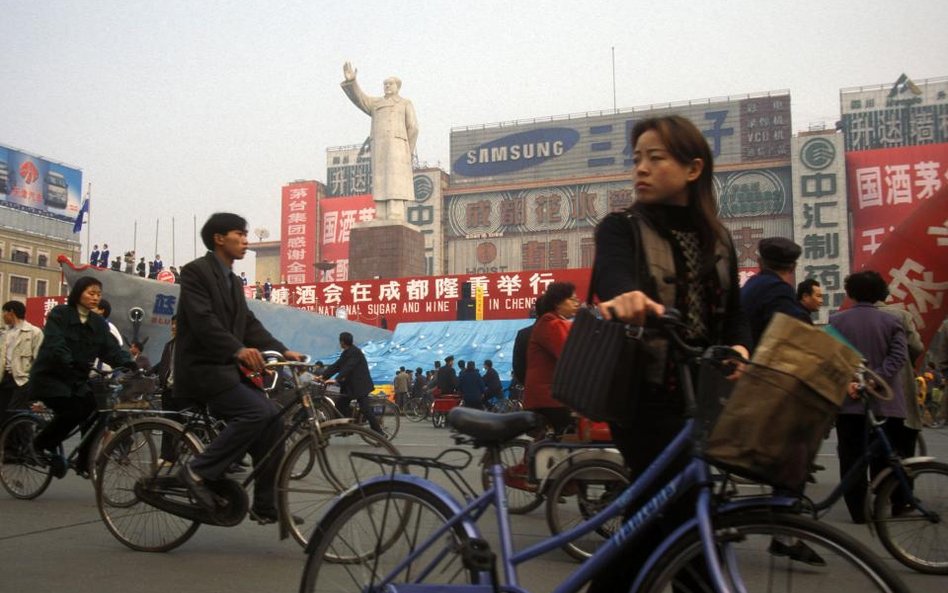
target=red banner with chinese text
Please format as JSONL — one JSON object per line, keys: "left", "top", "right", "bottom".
{"left": 319, "top": 195, "right": 376, "bottom": 282}
{"left": 280, "top": 181, "right": 319, "bottom": 284}
{"left": 267, "top": 268, "right": 592, "bottom": 329}
{"left": 855, "top": 188, "right": 948, "bottom": 350}
{"left": 846, "top": 144, "right": 948, "bottom": 270}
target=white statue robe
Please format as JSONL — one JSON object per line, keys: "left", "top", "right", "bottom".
{"left": 341, "top": 79, "right": 419, "bottom": 204}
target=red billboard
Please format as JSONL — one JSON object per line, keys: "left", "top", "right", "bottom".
{"left": 318, "top": 194, "right": 376, "bottom": 281}
{"left": 846, "top": 143, "right": 948, "bottom": 270}
{"left": 280, "top": 181, "right": 319, "bottom": 285}
{"left": 267, "top": 268, "right": 592, "bottom": 328}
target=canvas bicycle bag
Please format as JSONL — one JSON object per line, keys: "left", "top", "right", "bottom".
{"left": 703, "top": 313, "right": 862, "bottom": 492}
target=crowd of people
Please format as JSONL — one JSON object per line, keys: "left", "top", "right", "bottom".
{"left": 87, "top": 244, "right": 179, "bottom": 281}
{"left": 2, "top": 117, "right": 947, "bottom": 587}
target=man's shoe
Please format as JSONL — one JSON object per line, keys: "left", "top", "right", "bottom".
{"left": 249, "top": 507, "right": 304, "bottom": 526}
{"left": 46, "top": 453, "right": 68, "bottom": 479}
{"left": 768, "top": 539, "right": 826, "bottom": 567}
{"left": 176, "top": 465, "right": 217, "bottom": 510}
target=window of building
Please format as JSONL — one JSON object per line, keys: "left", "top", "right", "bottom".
{"left": 37, "top": 251, "right": 50, "bottom": 267}
{"left": 36, "top": 279, "right": 48, "bottom": 297}
{"left": 11, "top": 249, "right": 30, "bottom": 264}
{"left": 10, "top": 275, "right": 29, "bottom": 296}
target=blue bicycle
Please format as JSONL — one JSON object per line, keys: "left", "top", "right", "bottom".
{"left": 299, "top": 313, "right": 908, "bottom": 593}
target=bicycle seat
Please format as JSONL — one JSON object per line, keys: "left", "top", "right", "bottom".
{"left": 447, "top": 407, "right": 542, "bottom": 445}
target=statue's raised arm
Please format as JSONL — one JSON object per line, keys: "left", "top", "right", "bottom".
{"left": 338, "top": 61, "right": 418, "bottom": 222}
{"left": 343, "top": 61, "right": 357, "bottom": 82}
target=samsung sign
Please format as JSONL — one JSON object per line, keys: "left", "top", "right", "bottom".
{"left": 453, "top": 128, "right": 580, "bottom": 176}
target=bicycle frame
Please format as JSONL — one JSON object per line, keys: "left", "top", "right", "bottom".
{"left": 810, "top": 405, "right": 939, "bottom": 525}
{"left": 337, "top": 417, "right": 796, "bottom": 593}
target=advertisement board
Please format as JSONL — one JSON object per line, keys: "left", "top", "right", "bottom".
{"left": 845, "top": 142, "right": 948, "bottom": 270}
{"left": 326, "top": 141, "right": 372, "bottom": 197}
{"left": 449, "top": 92, "right": 790, "bottom": 187}
{"left": 279, "top": 181, "right": 320, "bottom": 285}
{"left": 409, "top": 169, "right": 445, "bottom": 275}
{"left": 840, "top": 75, "right": 948, "bottom": 151}
{"left": 446, "top": 228, "right": 597, "bottom": 275}
{"left": 319, "top": 194, "right": 376, "bottom": 281}
{"left": 790, "top": 132, "right": 851, "bottom": 321}
{"left": 264, "top": 267, "right": 591, "bottom": 328}
{"left": 0, "top": 144, "right": 82, "bottom": 222}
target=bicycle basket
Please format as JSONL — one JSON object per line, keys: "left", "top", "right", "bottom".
{"left": 702, "top": 314, "right": 861, "bottom": 493}
{"left": 91, "top": 377, "right": 119, "bottom": 411}
{"left": 114, "top": 373, "right": 159, "bottom": 405}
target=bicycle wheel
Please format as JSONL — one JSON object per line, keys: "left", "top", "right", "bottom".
{"left": 873, "top": 460, "right": 948, "bottom": 574}
{"left": 480, "top": 438, "right": 543, "bottom": 515}
{"left": 279, "top": 423, "right": 403, "bottom": 547}
{"left": 404, "top": 397, "right": 427, "bottom": 422}
{"left": 0, "top": 415, "right": 53, "bottom": 500}
{"left": 545, "top": 459, "right": 629, "bottom": 561}
{"left": 638, "top": 509, "right": 909, "bottom": 593}
{"left": 95, "top": 419, "right": 203, "bottom": 552}
{"left": 299, "top": 480, "right": 478, "bottom": 592}
{"left": 362, "top": 400, "right": 399, "bottom": 442}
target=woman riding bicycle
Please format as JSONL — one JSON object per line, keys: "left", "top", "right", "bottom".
{"left": 30, "top": 275, "right": 137, "bottom": 478}
{"left": 587, "top": 115, "right": 750, "bottom": 592}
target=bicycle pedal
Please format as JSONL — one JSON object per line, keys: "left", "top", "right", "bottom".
{"left": 460, "top": 538, "right": 495, "bottom": 572}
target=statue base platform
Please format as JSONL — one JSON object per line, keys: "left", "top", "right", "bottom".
{"left": 348, "top": 221, "right": 426, "bottom": 280}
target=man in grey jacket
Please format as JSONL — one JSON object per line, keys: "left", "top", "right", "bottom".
{"left": 0, "top": 301, "right": 43, "bottom": 423}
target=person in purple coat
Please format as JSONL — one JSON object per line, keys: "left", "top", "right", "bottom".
{"left": 829, "top": 270, "right": 909, "bottom": 523}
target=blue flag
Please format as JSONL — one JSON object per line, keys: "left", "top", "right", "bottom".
{"left": 73, "top": 198, "right": 89, "bottom": 233}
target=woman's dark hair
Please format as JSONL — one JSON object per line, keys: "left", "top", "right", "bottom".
{"left": 67, "top": 276, "right": 102, "bottom": 307}
{"left": 466, "top": 360, "right": 475, "bottom": 370}
{"left": 200, "top": 212, "right": 247, "bottom": 250}
{"left": 631, "top": 115, "right": 727, "bottom": 248}
{"left": 844, "top": 270, "right": 889, "bottom": 303}
{"left": 541, "top": 281, "right": 576, "bottom": 313}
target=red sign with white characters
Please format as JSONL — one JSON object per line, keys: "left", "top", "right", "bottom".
{"left": 318, "top": 195, "right": 376, "bottom": 282}
{"left": 265, "top": 268, "right": 592, "bottom": 328}
{"left": 280, "top": 181, "right": 319, "bottom": 285}
{"left": 846, "top": 143, "right": 948, "bottom": 270}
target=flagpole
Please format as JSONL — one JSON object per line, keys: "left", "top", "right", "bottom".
{"left": 155, "top": 217, "right": 160, "bottom": 264}
{"left": 172, "top": 216, "right": 176, "bottom": 266}
{"left": 85, "top": 183, "right": 91, "bottom": 263}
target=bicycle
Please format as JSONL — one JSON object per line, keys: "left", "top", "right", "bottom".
{"left": 312, "top": 385, "right": 401, "bottom": 441}
{"left": 299, "top": 312, "right": 909, "bottom": 593}
{"left": 0, "top": 369, "right": 160, "bottom": 499}
{"left": 795, "top": 366, "right": 948, "bottom": 574}
{"left": 402, "top": 393, "right": 431, "bottom": 423}
{"left": 94, "top": 352, "right": 403, "bottom": 552}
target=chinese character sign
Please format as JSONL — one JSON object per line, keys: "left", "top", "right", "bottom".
{"left": 266, "top": 268, "right": 591, "bottom": 329}
{"left": 280, "top": 181, "right": 319, "bottom": 285}
{"left": 319, "top": 194, "right": 376, "bottom": 282}
{"left": 846, "top": 143, "right": 948, "bottom": 270}
{"left": 791, "top": 133, "right": 851, "bottom": 322}
{"left": 855, "top": 185, "right": 948, "bottom": 349}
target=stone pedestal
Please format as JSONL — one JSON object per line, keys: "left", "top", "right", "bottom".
{"left": 348, "top": 221, "right": 426, "bottom": 280}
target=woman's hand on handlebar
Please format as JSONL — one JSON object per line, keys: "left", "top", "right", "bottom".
{"left": 725, "top": 344, "right": 749, "bottom": 381}
{"left": 597, "top": 290, "right": 665, "bottom": 325}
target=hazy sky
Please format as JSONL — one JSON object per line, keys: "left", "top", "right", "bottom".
{"left": 2, "top": 0, "right": 946, "bottom": 275}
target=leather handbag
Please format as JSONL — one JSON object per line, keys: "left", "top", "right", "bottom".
{"left": 551, "top": 304, "right": 644, "bottom": 424}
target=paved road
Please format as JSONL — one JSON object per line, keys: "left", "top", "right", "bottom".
{"left": 1, "top": 416, "right": 946, "bottom": 593}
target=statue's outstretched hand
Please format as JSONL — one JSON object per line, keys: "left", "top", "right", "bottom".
{"left": 343, "top": 62, "right": 357, "bottom": 81}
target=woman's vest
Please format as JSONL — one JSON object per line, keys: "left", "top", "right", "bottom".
{"left": 625, "top": 212, "right": 734, "bottom": 385}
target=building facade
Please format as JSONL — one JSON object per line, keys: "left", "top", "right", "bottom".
{"left": 0, "top": 206, "right": 80, "bottom": 303}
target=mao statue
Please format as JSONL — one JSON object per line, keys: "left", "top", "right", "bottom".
{"left": 341, "top": 61, "right": 419, "bottom": 222}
